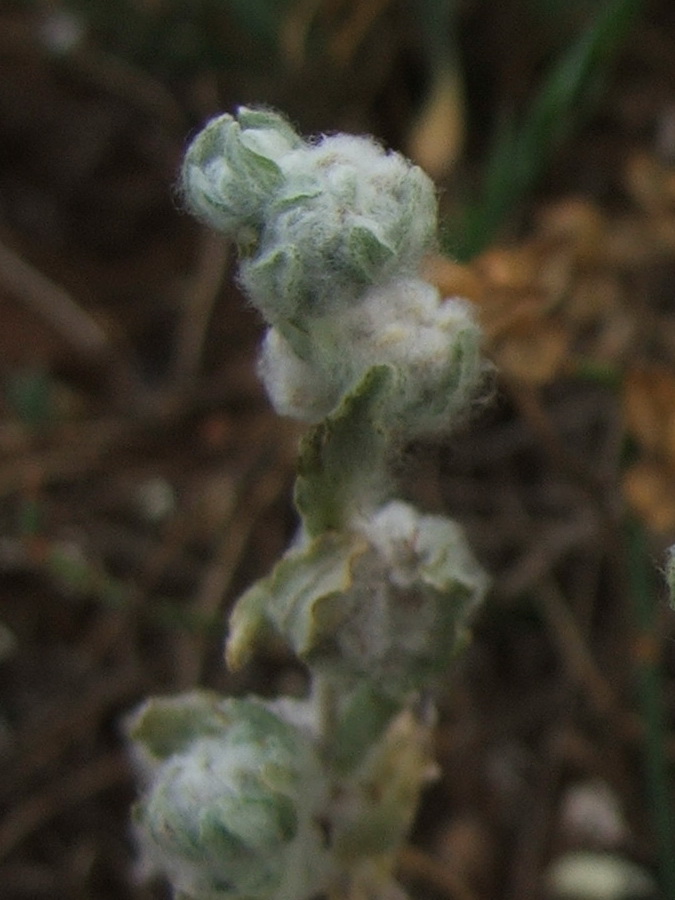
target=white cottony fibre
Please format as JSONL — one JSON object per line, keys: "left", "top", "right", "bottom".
{"left": 259, "top": 278, "right": 484, "bottom": 435}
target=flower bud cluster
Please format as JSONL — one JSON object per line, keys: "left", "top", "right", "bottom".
{"left": 130, "top": 109, "right": 491, "bottom": 900}
{"left": 259, "top": 277, "right": 484, "bottom": 433}
{"left": 227, "top": 500, "right": 488, "bottom": 698}
{"left": 128, "top": 693, "right": 331, "bottom": 900}
{"left": 182, "top": 107, "right": 437, "bottom": 327}
{"left": 181, "top": 107, "right": 302, "bottom": 245}
{"left": 182, "top": 107, "right": 486, "bottom": 435}
{"left": 308, "top": 500, "right": 488, "bottom": 692}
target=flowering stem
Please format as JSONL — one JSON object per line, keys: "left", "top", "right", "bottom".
{"left": 128, "top": 107, "right": 489, "bottom": 900}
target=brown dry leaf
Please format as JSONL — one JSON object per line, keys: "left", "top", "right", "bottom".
{"left": 623, "top": 459, "right": 675, "bottom": 534}
{"left": 624, "top": 151, "right": 672, "bottom": 213}
{"left": 471, "top": 246, "right": 546, "bottom": 341}
{"left": 422, "top": 251, "right": 570, "bottom": 384}
{"left": 431, "top": 814, "right": 497, "bottom": 895}
{"left": 492, "top": 314, "right": 570, "bottom": 384}
{"left": 624, "top": 151, "right": 675, "bottom": 214}
{"left": 536, "top": 198, "right": 606, "bottom": 263}
{"left": 650, "top": 211, "right": 675, "bottom": 254}
{"left": 603, "top": 214, "right": 662, "bottom": 268}
{"left": 476, "top": 293, "right": 543, "bottom": 340}
{"left": 327, "top": 0, "right": 394, "bottom": 66}
{"left": 566, "top": 273, "right": 622, "bottom": 324}
{"left": 421, "top": 254, "right": 485, "bottom": 303}
{"left": 471, "top": 244, "right": 571, "bottom": 384}
{"left": 623, "top": 365, "right": 675, "bottom": 462}
{"left": 566, "top": 273, "right": 635, "bottom": 363}
{"left": 592, "top": 311, "right": 636, "bottom": 366}
{"left": 406, "top": 63, "right": 464, "bottom": 180}
{"left": 534, "top": 243, "right": 575, "bottom": 305}
{"left": 474, "top": 245, "right": 539, "bottom": 292}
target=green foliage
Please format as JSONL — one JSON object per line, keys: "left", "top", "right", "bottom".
{"left": 5, "top": 367, "right": 53, "bottom": 426}
{"left": 294, "top": 366, "right": 393, "bottom": 536}
{"left": 132, "top": 108, "right": 489, "bottom": 900}
{"left": 63, "top": 0, "right": 292, "bottom": 74}
{"left": 447, "top": 0, "right": 644, "bottom": 260}
{"left": 625, "top": 520, "right": 675, "bottom": 896}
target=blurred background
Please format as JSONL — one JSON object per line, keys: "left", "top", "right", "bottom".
{"left": 1, "top": 1, "right": 675, "bottom": 898}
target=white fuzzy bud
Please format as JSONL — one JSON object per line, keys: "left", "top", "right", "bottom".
{"left": 321, "top": 500, "right": 488, "bottom": 692}
{"left": 227, "top": 502, "right": 488, "bottom": 697}
{"left": 258, "top": 328, "right": 339, "bottom": 421}
{"left": 333, "top": 278, "right": 484, "bottom": 434}
{"left": 182, "top": 109, "right": 438, "bottom": 327}
{"left": 260, "top": 278, "right": 485, "bottom": 435}
{"left": 129, "top": 695, "right": 331, "bottom": 900}
{"left": 241, "top": 134, "right": 438, "bottom": 322}
{"left": 181, "top": 107, "right": 302, "bottom": 243}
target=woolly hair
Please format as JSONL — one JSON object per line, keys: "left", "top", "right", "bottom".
{"left": 131, "top": 702, "right": 330, "bottom": 900}
{"left": 182, "top": 108, "right": 439, "bottom": 326}
{"left": 326, "top": 279, "right": 484, "bottom": 436}
{"left": 241, "top": 134, "right": 438, "bottom": 323}
{"left": 180, "top": 108, "right": 302, "bottom": 241}
{"left": 258, "top": 328, "right": 339, "bottom": 423}
{"left": 259, "top": 278, "right": 486, "bottom": 438}
{"left": 301, "top": 500, "right": 488, "bottom": 695}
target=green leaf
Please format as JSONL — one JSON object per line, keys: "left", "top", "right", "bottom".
{"left": 447, "top": 0, "right": 644, "bottom": 259}
{"left": 347, "top": 224, "right": 395, "bottom": 279}
{"left": 294, "top": 365, "right": 395, "bottom": 535}
{"left": 225, "top": 576, "right": 274, "bottom": 670}
{"left": 242, "top": 243, "right": 306, "bottom": 324}
{"left": 236, "top": 107, "right": 302, "bottom": 147}
{"left": 332, "top": 706, "right": 436, "bottom": 861}
{"left": 330, "top": 683, "right": 400, "bottom": 774}
{"left": 128, "top": 690, "right": 232, "bottom": 759}
{"left": 266, "top": 532, "right": 363, "bottom": 657}
{"left": 226, "top": 530, "right": 366, "bottom": 667}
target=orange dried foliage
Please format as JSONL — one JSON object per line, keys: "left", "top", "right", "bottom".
{"left": 621, "top": 366, "right": 675, "bottom": 533}
{"left": 424, "top": 148, "right": 675, "bottom": 532}
{"left": 623, "top": 366, "right": 675, "bottom": 462}
{"left": 424, "top": 149, "right": 675, "bottom": 392}
{"left": 623, "top": 460, "right": 675, "bottom": 534}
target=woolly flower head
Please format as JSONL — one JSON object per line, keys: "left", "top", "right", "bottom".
{"left": 182, "top": 107, "right": 438, "bottom": 325}
{"left": 259, "top": 278, "right": 485, "bottom": 435}
{"left": 320, "top": 500, "right": 488, "bottom": 693}
{"left": 181, "top": 107, "right": 301, "bottom": 243}
{"left": 128, "top": 693, "right": 331, "bottom": 900}
{"left": 226, "top": 502, "right": 488, "bottom": 698}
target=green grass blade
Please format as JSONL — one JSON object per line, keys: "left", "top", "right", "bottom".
{"left": 446, "top": 0, "right": 644, "bottom": 260}
{"left": 625, "top": 518, "right": 675, "bottom": 898}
